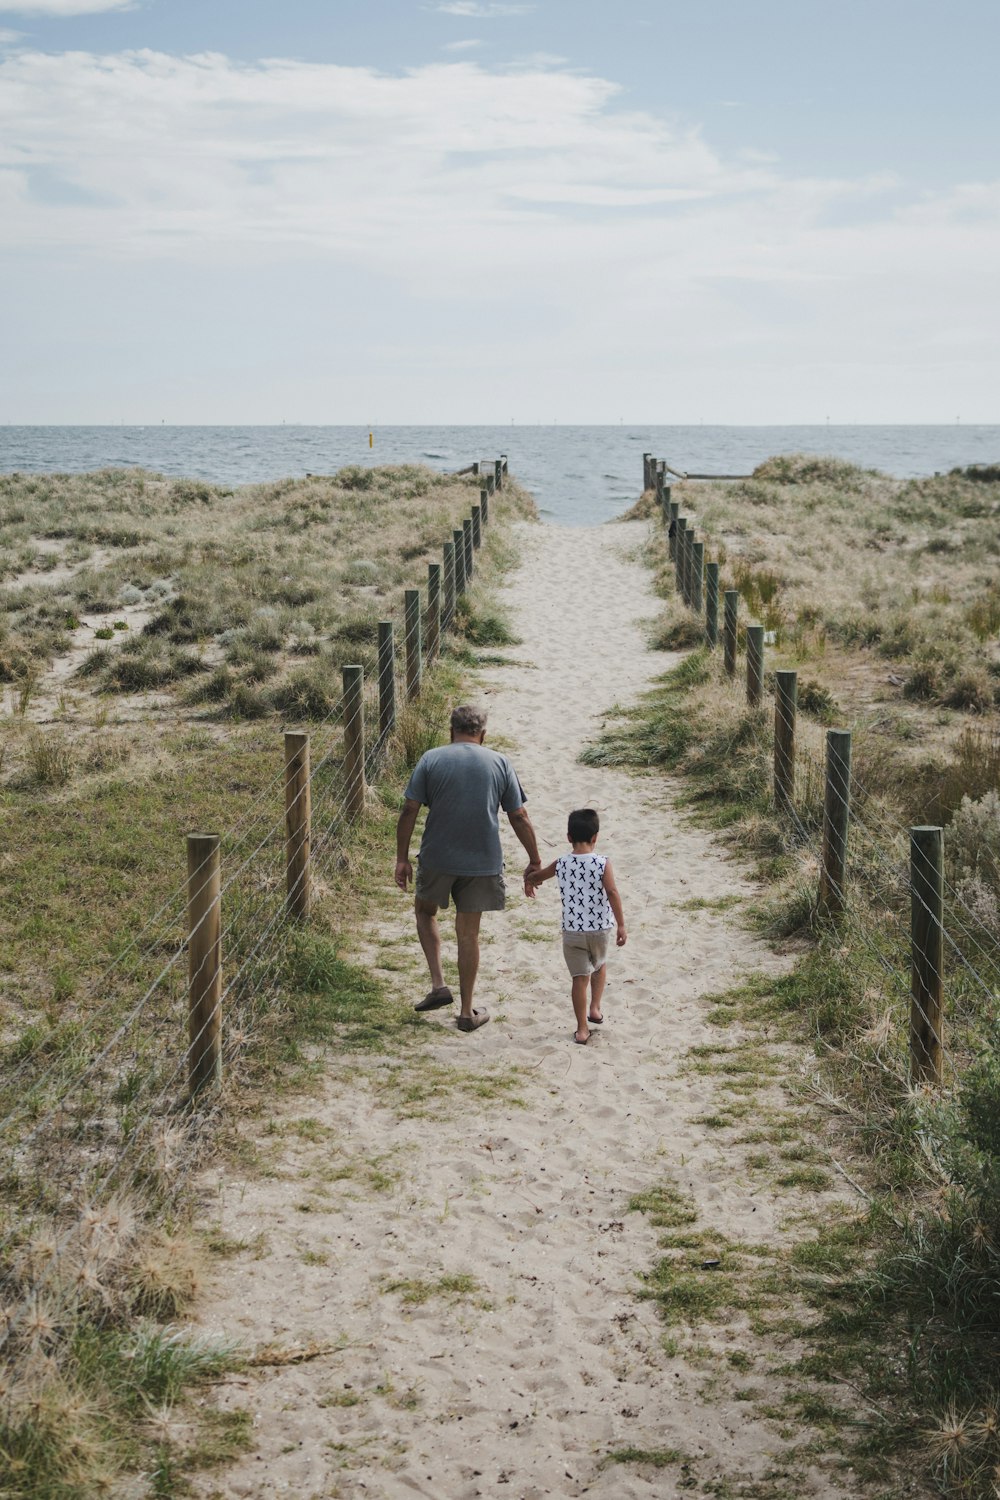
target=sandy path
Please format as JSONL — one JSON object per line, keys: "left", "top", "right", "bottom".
{"left": 193, "top": 521, "right": 855, "bottom": 1500}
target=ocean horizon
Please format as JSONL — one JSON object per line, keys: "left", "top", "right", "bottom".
{"left": 2, "top": 423, "right": 997, "bottom": 527}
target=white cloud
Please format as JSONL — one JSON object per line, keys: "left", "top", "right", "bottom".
{"left": 434, "top": 3, "right": 532, "bottom": 16}
{"left": 443, "top": 38, "right": 481, "bottom": 50}
{"left": 0, "top": 0, "right": 133, "bottom": 13}
{"left": 0, "top": 47, "right": 996, "bottom": 420}
{"left": 0, "top": 26, "right": 22, "bottom": 38}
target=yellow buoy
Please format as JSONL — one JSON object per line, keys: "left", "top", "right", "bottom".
{"left": 369, "top": 431, "right": 373, "bottom": 449}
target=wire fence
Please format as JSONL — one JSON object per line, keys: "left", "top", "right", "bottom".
{"left": 0, "top": 458, "right": 508, "bottom": 1385}
{"left": 643, "top": 452, "right": 1000, "bottom": 1094}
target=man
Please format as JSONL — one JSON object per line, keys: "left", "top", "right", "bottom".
{"left": 394, "top": 704, "right": 542, "bottom": 1032}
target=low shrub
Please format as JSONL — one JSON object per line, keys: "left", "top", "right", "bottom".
{"left": 269, "top": 664, "right": 339, "bottom": 721}
{"left": 797, "top": 678, "right": 838, "bottom": 723}
{"left": 652, "top": 615, "right": 704, "bottom": 650}
{"left": 751, "top": 453, "right": 875, "bottom": 489}
{"left": 455, "top": 603, "right": 518, "bottom": 648}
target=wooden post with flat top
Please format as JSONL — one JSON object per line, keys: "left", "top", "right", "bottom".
{"left": 404, "top": 592, "right": 421, "bottom": 701}
{"left": 453, "top": 528, "right": 466, "bottom": 596}
{"left": 705, "top": 561, "right": 719, "bottom": 647}
{"left": 818, "top": 729, "right": 851, "bottom": 918}
{"left": 284, "top": 731, "right": 311, "bottom": 920}
{"left": 342, "top": 664, "right": 366, "bottom": 818}
{"left": 378, "top": 621, "right": 395, "bottom": 740}
{"left": 187, "top": 832, "right": 222, "bottom": 1097}
{"left": 746, "top": 625, "right": 764, "bottom": 708}
{"left": 442, "top": 542, "right": 456, "bottom": 628}
{"left": 910, "top": 825, "right": 944, "bottom": 1085}
{"left": 723, "top": 590, "right": 739, "bottom": 677}
{"left": 426, "top": 563, "right": 441, "bottom": 662}
{"left": 463, "top": 518, "right": 474, "bottom": 582}
{"left": 691, "top": 541, "right": 704, "bottom": 613}
{"left": 773, "top": 671, "right": 797, "bottom": 811}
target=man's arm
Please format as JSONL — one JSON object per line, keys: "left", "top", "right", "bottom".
{"left": 395, "top": 798, "right": 421, "bottom": 891}
{"left": 507, "top": 805, "right": 543, "bottom": 896}
{"left": 603, "top": 859, "right": 627, "bottom": 946}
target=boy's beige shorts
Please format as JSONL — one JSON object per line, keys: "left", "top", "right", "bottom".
{"left": 561, "top": 928, "right": 612, "bottom": 977}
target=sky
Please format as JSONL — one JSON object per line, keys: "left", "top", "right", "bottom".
{"left": 1, "top": 0, "right": 998, "bottom": 424}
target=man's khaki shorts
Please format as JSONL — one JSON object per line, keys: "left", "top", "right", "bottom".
{"left": 562, "top": 928, "right": 612, "bottom": 977}
{"left": 415, "top": 863, "right": 507, "bottom": 913}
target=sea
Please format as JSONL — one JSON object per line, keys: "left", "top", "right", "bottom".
{"left": 2, "top": 425, "right": 998, "bottom": 528}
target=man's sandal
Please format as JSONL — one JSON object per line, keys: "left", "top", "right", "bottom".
{"left": 414, "top": 987, "right": 454, "bottom": 1012}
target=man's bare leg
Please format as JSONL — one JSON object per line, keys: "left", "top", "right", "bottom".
{"left": 415, "top": 899, "right": 447, "bottom": 993}
{"left": 455, "top": 910, "right": 483, "bottom": 1019}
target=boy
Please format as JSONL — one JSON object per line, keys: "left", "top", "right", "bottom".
{"left": 528, "top": 808, "right": 627, "bottom": 1044}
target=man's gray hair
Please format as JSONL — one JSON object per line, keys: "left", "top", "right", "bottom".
{"left": 451, "top": 704, "right": 488, "bottom": 736}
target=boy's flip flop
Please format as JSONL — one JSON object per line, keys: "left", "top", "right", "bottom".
{"left": 588, "top": 1013, "right": 604, "bottom": 1025}
{"left": 456, "top": 1009, "right": 490, "bottom": 1032}
{"left": 414, "top": 987, "right": 453, "bottom": 1012}
{"left": 574, "top": 1030, "right": 591, "bottom": 1045}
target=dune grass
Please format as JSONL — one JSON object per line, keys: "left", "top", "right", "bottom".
{"left": 616, "top": 455, "right": 1000, "bottom": 1497}
{"left": 0, "top": 460, "right": 533, "bottom": 1497}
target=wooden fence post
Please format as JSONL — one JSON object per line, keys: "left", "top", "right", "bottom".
{"left": 773, "top": 670, "right": 797, "bottom": 811}
{"left": 284, "top": 731, "right": 311, "bottom": 920}
{"left": 378, "top": 621, "right": 395, "bottom": 740}
{"left": 674, "top": 517, "right": 687, "bottom": 593}
{"left": 723, "top": 590, "right": 739, "bottom": 676}
{"left": 655, "top": 463, "right": 665, "bottom": 509}
{"left": 442, "top": 542, "right": 456, "bottom": 628}
{"left": 818, "top": 729, "right": 852, "bottom": 918}
{"left": 462, "top": 518, "right": 474, "bottom": 582}
{"left": 692, "top": 541, "right": 704, "bottom": 613}
{"left": 404, "top": 591, "right": 421, "bottom": 701}
{"left": 684, "top": 528, "right": 696, "bottom": 607}
{"left": 668, "top": 501, "right": 679, "bottom": 561}
{"left": 643, "top": 452, "right": 652, "bottom": 490}
{"left": 471, "top": 504, "right": 482, "bottom": 550}
{"left": 500, "top": 454, "right": 508, "bottom": 480}
{"left": 342, "top": 665, "right": 366, "bottom": 818}
{"left": 494, "top": 458, "right": 503, "bottom": 492}
{"left": 426, "top": 563, "right": 441, "bottom": 662}
{"left": 746, "top": 624, "right": 764, "bottom": 708}
{"left": 187, "top": 832, "right": 222, "bottom": 1096}
{"left": 662, "top": 484, "right": 672, "bottom": 524}
{"left": 705, "top": 561, "right": 719, "bottom": 647}
{"left": 453, "top": 528, "right": 467, "bottom": 596}
{"left": 480, "top": 486, "right": 489, "bottom": 526}
{"left": 910, "top": 826, "right": 944, "bottom": 1085}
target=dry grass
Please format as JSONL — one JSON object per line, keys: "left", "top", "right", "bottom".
{"left": 634, "top": 458, "right": 1000, "bottom": 826}
{"left": 619, "top": 456, "right": 1000, "bottom": 1497}
{"left": 0, "top": 460, "right": 535, "bottom": 1497}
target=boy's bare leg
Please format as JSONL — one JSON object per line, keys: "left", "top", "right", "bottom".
{"left": 455, "top": 910, "right": 483, "bottom": 1018}
{"left": 415, "top": 899, "right": 447, "bottom": 992}
{"left": 589, "top": 962, "right": 607, "bottom": 1023}
{"left": 571, "top": 975, "right": 590, "bottom": 1042}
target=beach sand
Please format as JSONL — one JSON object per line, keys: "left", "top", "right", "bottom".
{"left": 191, "top": 519, "right": 858, "bottom": 1499}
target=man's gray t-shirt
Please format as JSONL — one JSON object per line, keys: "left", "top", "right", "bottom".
{"left": 404, "top": 743, "right": 525, "bottom": 876}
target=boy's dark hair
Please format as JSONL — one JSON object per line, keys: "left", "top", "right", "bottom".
{"left": 567, "top": 808, "right": 600, "bottom": 843}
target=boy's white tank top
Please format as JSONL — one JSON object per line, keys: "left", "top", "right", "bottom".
{"left": 556, "top": 853, "right": 613, "bottom": 933}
